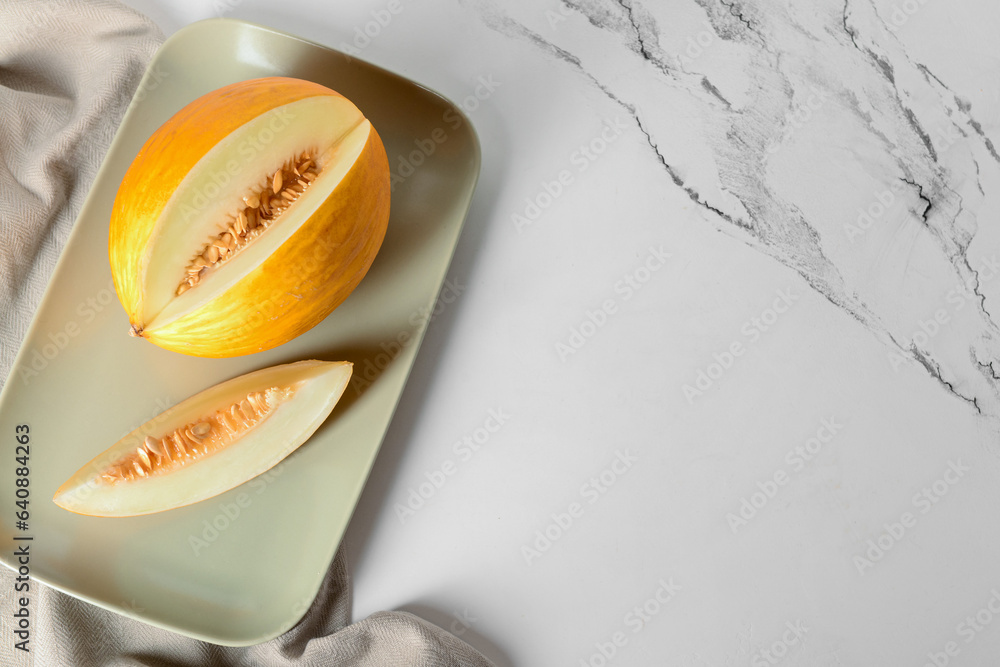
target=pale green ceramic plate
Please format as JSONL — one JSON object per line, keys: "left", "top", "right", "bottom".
{"left": 0, "top": 18, "right": 479, "bottom": 646}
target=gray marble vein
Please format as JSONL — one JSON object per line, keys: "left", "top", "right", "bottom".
{"left": 470, "top": 0, "right": 1000, "bottom": 416}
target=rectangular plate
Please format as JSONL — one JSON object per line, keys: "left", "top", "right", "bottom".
{"left": 0, "top": 18, "right": 479, "bottom": 646}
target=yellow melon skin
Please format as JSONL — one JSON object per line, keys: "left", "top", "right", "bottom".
{"left": 109, "top": 77, "right": 390, "bottom": 357}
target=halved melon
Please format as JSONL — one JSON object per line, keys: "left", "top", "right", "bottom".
{"left": 53, "top": 360, "right": 352, "bottom": 517}
{"left": 110, "top": 77, "right": 390, "bottom": 357}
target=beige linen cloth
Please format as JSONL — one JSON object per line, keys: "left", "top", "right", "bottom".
{"left": 0, "top": 2, "right": 494, "bottom": 665}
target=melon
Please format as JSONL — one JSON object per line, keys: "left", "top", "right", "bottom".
{"left": 110, "top": 77, "right": 390, "bottom": 357}
{"left": 53, "top": 360, "right": 352, "bottom": 516}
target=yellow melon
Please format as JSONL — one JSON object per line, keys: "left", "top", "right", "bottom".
{"left": 110, "top": 77, "right": 390, "bottom": 357}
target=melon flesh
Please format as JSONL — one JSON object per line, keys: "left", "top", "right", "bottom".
{"left": 53, "top": 360, "right": 352, "bottom": 517}
{"left": 142, "top": 97, "right": 370, "bottom": 331}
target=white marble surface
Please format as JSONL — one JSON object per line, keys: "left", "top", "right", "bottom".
{"left": 117, "top": 0, "right": 1000, "bottom": 664}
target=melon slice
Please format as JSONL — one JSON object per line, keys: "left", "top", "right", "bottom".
{"left": 53, "top": 360, "right": 352, "bottom": 517}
